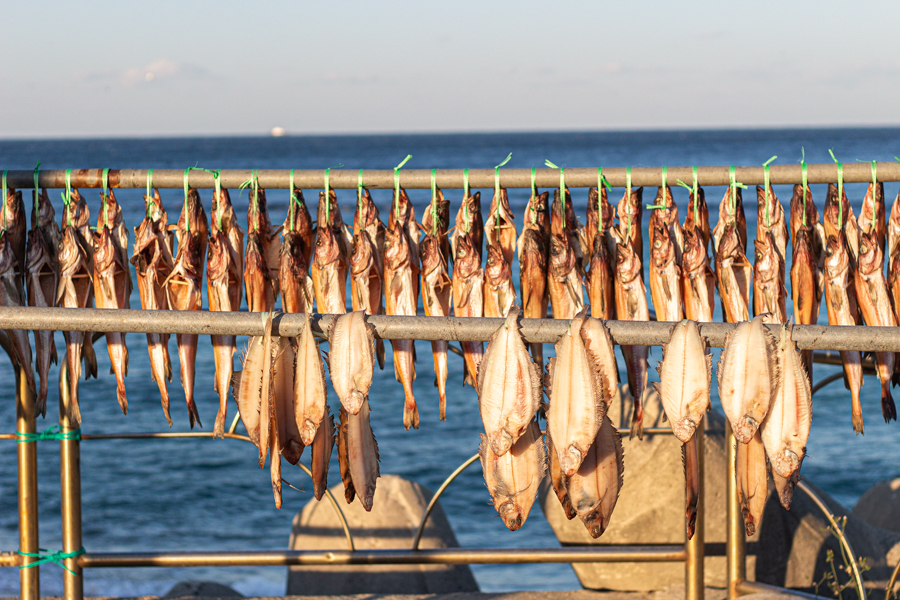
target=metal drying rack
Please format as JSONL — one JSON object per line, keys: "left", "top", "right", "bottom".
{"left": 1, "top": 164, "right": 893, "bottom": 600}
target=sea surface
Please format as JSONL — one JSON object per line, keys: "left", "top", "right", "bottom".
{"left": 0, "top": 129, "right": 898, "bottom": 597}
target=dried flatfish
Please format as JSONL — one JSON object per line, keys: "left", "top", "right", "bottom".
{"left": 565, "top": 415, "right": 624, "bottom": 539}
{"left": 339, "top": 400, "right": 380, "bottom": 511}
{"left": 683, "top": 432, "right": 700, "bottom": 539}
{"left": 655, "top": 319, "right": 711, "bottom": 443}
{"left": 310, "top": 406, "right": 334, "bottom": 501}
{"left": 328, "top": 310, "right": 375, "bottom": 416}
{"left": 232, "top": 312, "right": 274, "bottom": 447}
{"left": 479, "top": 420, "right": 546, "bottom": 531}
{"left": 546, "top": 432, "right": 576, "bottom": 520}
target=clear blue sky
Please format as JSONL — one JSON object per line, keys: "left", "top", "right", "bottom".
{"left": 2, "top": 0, "right": 899, "bottom": 138}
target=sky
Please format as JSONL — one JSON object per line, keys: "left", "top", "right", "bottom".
{"left": 2, "top": 0, "right": 899, "bottom": 138}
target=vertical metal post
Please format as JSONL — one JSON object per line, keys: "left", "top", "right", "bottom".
{"left": 685, "top": 423, "right": 705, "bottom": 600}
{"left": 726, "top": 423, "right": 745, "bottom": 599}
{"left": 16, "top": 365, "right": 39, "bottom": 600}
{"left": 59, "top": 362, "right": 83, "bottom": 600}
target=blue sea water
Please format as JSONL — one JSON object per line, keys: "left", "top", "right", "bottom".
{"left": 0, "top": 129, "right": 899, "bottom": 597}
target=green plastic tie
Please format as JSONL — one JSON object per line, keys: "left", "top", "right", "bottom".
{"left": 17, "top": 426, "right": 81, "bottom": 442}
{"left": 829, "top": 149, "right": 844, "bottom": 230}
{"left": 101, "top": 168, "right": 110, "bottom": 227}
{"left": 493, "top": 153, "right": 512, "bottom": 230}
{"left": 393, "top": 155, "right": 412, "bottom": 218}
{"left": 530, "top": 167, "right": 537, "bottom": 225}
{"left": 762, "top": 156, "right": 777, "bottom": 227}
{"left": 145, "top": 169, "right": 154, "bottom": 217}
{"left": 213, "top": 169, "right": 223, "bottom": 230}
{"left": 625, "top": 167, "right": 633, "bottom": 238}
{"left": 646, "top": 166, "right": 668, "bottom": 210}
{"left": 800, "top": 148, "right": 808, "bottom": 227}
{"left": 675, "top": 166, "right": 700, "bottom": 223}
{"left": 18, "top": 547, "right": 85, "bottom": 576}
{"left": 545, "top": 160, "right": 565, "bottom": 230}
{"left": 357, "top": 168, "right": 364, "bottom": 215}
{"left": 33, "top": 162, "right": 41, "bottom": 217}
{"left": 1, "top": 170, "right": 7, "bottom": 232}
{"left": 431, "top": 169, "right": 438, "bottom": 236}
{"left": 597, "top": 167, "right": 611, "bottom": 232}
{"left": 63, "top": 169, "right": 73, "bottom": 228}
{"left": 463, "top": 168, "right": 471, "bottom": 232}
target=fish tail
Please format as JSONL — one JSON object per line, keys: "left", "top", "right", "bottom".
{"left": 432, "top": 340, "right": 448, "bottom": 421}
{"left": 376, "top": 338, "right": 385, "bottom": 370}
{"left": 683, "top": 435, "right": 700, "bottom": 540}
{"left": 65, "top": 332, "right": 83, "bottom": 426}
{"left": 882, "top": 384, "right": 897, "bottom": 423}
{"left": 34, "top": 330, "right": 52, "bottom": 418}
{"left": 107, "top": 333, "right": 128, "bottom": 415}
{"left": 147, "top": 334, "right": 173, "bottom": 427}
{"left": 212, "top": 334, "right": 235, "bottom": 439}
{"left": 529, "top": 343, "right": 543, "bottom": 372}
{"left": 82, "top": 335, "right": 98, "bottom": 380}
{"left": 178, "top": 333, "right": 201, "bottom": 429}
{"left": 630, "top": 386, "right": 644, "bottom": 440}
{"left": 403, "top": 396, "right": 419, "bottom": 430}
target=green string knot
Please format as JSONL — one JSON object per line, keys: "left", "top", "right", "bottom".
{"left": 828, "top": 149, "right": 844, "bottom": 230}
{"left": 545, "top": 160, "right": 565, "bottom": 230}
{"left": 16, "top": 426, "right": 81, "bottom": 443}
{"left": 19, "top": 547, "right": 85, "bottom": 576}
{"left": 393, "top": 155, "right": 412, "bottom": 218}
{"left": 493, "top": 153, "right": 512, "bottom": 230}
{"left": 762, "top": 156, "right": 777, "bottom": 227}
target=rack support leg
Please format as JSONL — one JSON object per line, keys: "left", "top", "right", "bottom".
{"left": 59, "top": 362, "right": 84, "bottom": 600}
{"left": 17, "top": 365, "right": 39, "bottom": 600}
{"left": 726, "top": 423, "right": 745, "bottom": 599}
{"left": 686, "top": 423, "right": 705, "bottom": 600}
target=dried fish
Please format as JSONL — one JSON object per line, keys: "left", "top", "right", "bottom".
{"left": 579, "top": 316, "right": 619, "bottom": 403}
{"left": 655, "top": 320, "right": 711, "bottom": 443}
{"left": 246, "top": 233, "right": 277, "bottom": 313}
{"left": 545, "top": 308, "right": 607, "bottom": 476}
{"left": 518, "top": 190, "right": 550, "bottom": 367}
{"left": 648, "top": 222, "right": 683, "bottom": 322}
{"left": 712, "top": 187, "right": 747, "bottom": 253}
{"left": 3, "top": 187, "right": 27, "bottom": 277}
{"left": 823, "top": 183, "right": 860, "bottom": 262}
{"left": 419, "top": 233, "right": 451, "bottom": 417}
{"left": 761, "top": 325, "right": 811, "bottom": 481}
{"left": 853, "top": 230, "right": 897, "bottom": 422}
{"left": 451, "top": 190, "right": 483, "bottom": 265}
{"left": 858, "top": 182, "right": 885, "bottom": 256}
{"left": 772, "top": 469, "right": 800, "bottom": 510}
{"left": 479, "top": 420, "right": 546, "bottom": 531}
{"left": 486, "top": 187, "right": 517, "bottom": 266}
{"left": 477, "top": 307, "right": 542, "bottom": 456}
{"left": 649, "top": 185, "right": 683, "bottom": 262}
{"left": 26, "top": 189, "right": 59, "bottom": 416}
{"left": 0, "top": 230, "right": 35, "bottom": 395}
{"left": 341, "top": 400, "right": 380, "bottom": 511}
{"left": 548, "top": 233, "right": 584, "bottom": 320}
{"left": 328, "top": 310, "right": 375, "bottom": 416}
{"left": 131, "top": 189, "right": 175, "bottom": 424}
{"left": 565, "top": 415, "right": 624, "bottom": 539}
{"left": 273, "top": 336, "right": 304, "bottom": 466}
{"left": 352, "top": 188, "right": 386, "bottom": 367}
{"left": 92, "top": 226, "right": 131, "bottom": 413}
{"left": 165, "top": 189, "right": 208, "bottom": 428}
{"left": 736, "top": 430, "right": 767, "bottom": 536}
{"left": 683, "top": 433, "right": 700, "bottom": 539}
{"left": 483, "top": 244, "right": 516, "bottom": 318}
{"left": 790, "top": 227, "right": 822, "bottom": 378}
{"left": 756, "top": 185, "right": 789, "bottom": 262}
{"left": 613, "top": 242, "right": 649, "bottom": 439}
{"left": 681, "top": 226, "right": 716, "bottom": 323}
{"left": 310, "top": 406, "right": 334, "bottom": 501}
{"left": 294, "top": 311, "right": 328, "bottom": 445}
{"left": 616, "top": 187, "right": 644, "bottom": 270}
{"left": 752, "top": 232, "right": 787, "bottom": 322}
{"left": 384, "top": 221, "right": 420, "bottom": 430}
{"left": 889, "top": 187, "right": 900, "bottom": 260}
{"left": 546, "top": 432, "right": 576, "bottom": 520}
{"left": 420, "top": 187, "right": 449, "bottom": 261}
{"left": 247, "top": 186, "right": 281, "bottom": 299}
{"left": 585, "top": 186, "right": 615, "bottom": 266}
{"left": 823, "top": 233, "right": 866, "bottom": 433}
{"left": 684, "top": 186, "right": 711, "bottom": 254}
{"left": 715, "top": 224, "right": 751, "bottom": 324}
{"left": 232, "top": 313, "right": 274, "bottom": 448}
{"left": 718, "top": 315, "right": 778, "bottom": 444}
{"left": 280, "top": 231, "right": 314, "bottom": 314}
{"left": 585, "top": 187, "right": 615, "bottom": 320}
{"left": 336, "top": 406, "right": 355, "bottom": 504}
{"left": 552, "top": 188, "right": 587, "bottom": 272}
{"left": 452, "top": 233, "right": 485, "bottom": 388}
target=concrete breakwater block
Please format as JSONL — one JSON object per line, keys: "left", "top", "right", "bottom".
{"left": 287, "top": 474, "right": 478, "bottom": 595}
{"left": 854, "top": 478, "right": 900, "bottom": 533}
{"left": 540, "top": 385, "right": 900, "bottom": 593}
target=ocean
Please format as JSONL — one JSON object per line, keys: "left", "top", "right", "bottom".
{"left": 0, "top": 128, "right": 898, "bottom": 597}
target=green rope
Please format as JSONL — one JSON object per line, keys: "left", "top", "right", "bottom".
{"left": 545, "top": 160, "right": 565, "bottom": 230}
{"left": 463, "top": 168, "right": 471, "bottom": 232}
{"left": 431, "top": 169, "right": 438, "bottom": 236}
{"left": 829, "top": 149, "right": 843, "bottom": 230}
{"left": 317, "top": 164, "right": 343, "bottom": 226}
{"left": 145, "top": 169, "right": 154, "bottom": 218}
{"left": 393, "top": 155, "right": 412, "bottom": 218}
{"left": 800, "top": 148, "right": 808, "bottom": 228}
{"left": 597, "top": 167, "right": 611, "bottom": 232}
{"left": 33, "top": 162, "right": 41, "bottom": 218}
{"left": 675, "top": 166, "right": 699, "bottom": 223}
{"left": 646, "top": 166, "right": 667, "bottom": 210}
{"left": 727, "top": 166, "right": 748, "bottom": 219}
{"left": 357, "top": 169, "right": 364, "bottom": 216}
{"left": 16, "top": 426, "right": 81, "bottom": 443}
{"left": 530, "top": 167, "right": 537, "bottom": 225}
{"left": 101, "top": 168, "right": 110, "bottom": 227}
{"left": 494, "top": 153, "right": 512, "bottom": 230}
{"left": 19, "top": 548, "right": 85, "bottom": 576}
{"left": 762, "top": 156, "right": 777, "bottom": 227}
{"left": 213, "top": 169, "right": 223, "bottom": 230}
{"left": 63, "top": 169, "right": 73, "bottom": 228}
{"left": 1, "top": 170, "right": 7, "bottom": 232}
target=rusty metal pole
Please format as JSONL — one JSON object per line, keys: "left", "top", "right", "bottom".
{"left": 726, "top": 423, "right": 745, "bottom": 599}
{"left": 59, "top": 362, "right": 84, "bottom": 600}
{"left": 685, "top": 423, "right": 705, "bottom": 600}
{"left": 16, "top": 364, "right": 39, "bottom": 600}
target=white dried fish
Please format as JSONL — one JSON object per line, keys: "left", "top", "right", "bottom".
{"left": 565, "top": 414, "right": 624, "bottom": 538}
{"left": 294, "top": 311, "right": 328, "bottom": 446}
{"left": 328, "top": 310, "right": 376, "bottom": 416}
{"left": 655, "top": 320, "right": 712, "bottom": 443}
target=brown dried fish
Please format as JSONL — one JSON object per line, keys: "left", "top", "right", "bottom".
{"left": 853, "top": 230, "right": 897, "bottom": 422}
{"left": 552, "top": 188, "right": 587, "bottom": 270}
{"left": 546, "top": 432, "right": 576, "bottom": 520}
{"left": 452, "top": 233, "right": 484, "bottom": 388}
{"left": 683, "top": 432, "right": 700, "bottom": 539}
{"left": 736, "top": 430, "right": 767, "bottom": 536}
{"left": 649, "top": 185, "right": 683, "bottom": 262}
{"left": 341, "top": 400, "right": 380, "bottom": 511}
{"left": 3, "top": 187, "right": 27, "bottom": 276}
{"left": 486, "top": 187, "right": 517, "bottom": 266}
{"left": 232, "top": 313, "right": 273, "bottom": 448}
{"left": 715, "top": 224, "right": 751, "bottom": 324}
{"left": 681, "top": 226, "right": 716, "bottom": 323}
{"left": 336, "top": 406, "right": 355, "bottom": 504}
{"left": 328, "top": 310, "right": 375, "bottom": 415}
{"left": 655, "top": 320, "right": 711, "bottom": 443}
{"left": 613, "top": 242, "right": 649, "bottom": 439}
{"left": 546, "top": 308, "right": 607, "bottom": 476}
{"left": 756, "top": 185, "right": 789, "bottom": 262}
{"left": 131, "top": 189, "right": 175, "bottom": 424}
{"left": 752, "top": 232, "right": 787, "bottom": 322}
{"left": 548, "top": 233, "right": 584, "bottom": 320}
{"left": 684, "top": 187, "right": 711, "bottom": 253}
{"left": 565, "top": 414, "right": 624, "bottom": 539}
{"left": 823, "top": 233, "right": 866, "bottom": 433}
{"left": 790, "top": 227, "right": 822, "bottom": 378}
{"left": 93, "top": 226, "right": 131, "bottom": 414}
{"left": 858, "top": 182, "right": 885, "bottom": 256}
{"left": 165, "top": 189, "right": 208, "bottom": 428}
{"left": 585, "top": 186, "right": 616, "bottom": 262}
{"left": 616, "top": 187, "right": 644, "bottom": 265}
{"left": 310, "top": 406, "right": 334, "bottom": 501}
{"left": 280, "top": 231, "right": 314, "bottom": 314}
{"left": 294, "top": 311, "right": 328, "bottom": 445}
{"left": 451, "top": 190, "right": 483, "bottom": 265}
{"left": 384, "top": 221, "right": 420, "bottom": 429}
{"left": 518, "top": 191, "right": 550, "bottom": 364}
{"left": 712, "top": 187, "right": 747, "bottom": 253}
{"left": 718, "top": 315, "right": 778, "bottom": 443}
{"left": 352, "top": 188, "right": 386, "bottom": 367}
{"left": 273, "top": 336, "right": 304, "bottom": 466}
{"left": 889, "top": 187, "right": 900, "bottom": 260}
{"left": 286, "top": 188, "right": 315, "bottom": 271}
{"left": 0, "top": 230, "right": 35, "bottom": 395}
{"left": 419, "top": 233, "right": 451, "bottom": 418}
{"left": 478, "top": 307, "right": 542, "bottom": 456}
{"left": 479, "top": 420, "right": 546, "bottom": 531}
{"left": 247, "top": 186, "right": 281, "bottom": 300}
{"left": 483, "top": 244, "right": 516, "bottom": 318}
{"left": 420, "top": 187, "right": 449, "bottom": 261}
{"left": 648, "top": 222, "right": 683, "bottom": 322}
{"left": 824, "top": 183, "right": 860, "bottom": 262}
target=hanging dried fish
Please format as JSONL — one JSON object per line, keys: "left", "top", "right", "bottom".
{"left": 752, "top": 232, "right": 787, "bottom": 322}
{"left": 650, "top": 185, "right": 683, "bottom": 262}
{"left": 486, "top": 187, "right": 517, "bottom": 266}
{"left": 3, "top": 187, "right": 27, "bottom": 276}
{"left": 681, "top": 226, "right": 716, "bottom": 323}
{"left": 0, "top": 230, "right": 35, "bottom": 394}
{"left": 338, "top": 401, "right": 380, "bottom": 511}
{"left": 853, "top": 230, "right": 897, "bottom": 422}
{"left": 617, "top": 186, "right": 644, "bottom": 266}
{"left": 247, "top": 185, "right": 281, "bottom": 299}
{"left": 310, "top": 406, "right": 334, "bottom": 501}
{"left": 420, "top": 187, "right": 449, "bottom": 261}
{"left": 384, "top": 220, "right": 420, "bottom": 430}
{"left": 232, "top": 313, "right": 274, "bottom": 448}
{"left": 718, "top": 314, "right": 778, "bottom": 443}
{"left": 761, "top": 325, "right": 811, "bottom": 491}
{"left": 823, "top": 183, "right": 860, "bottom": 262}
{"left": 518, "top": 191, "right": 550, "bottom": 365}
{"left": 451, "top": 190, "right": 483, "bottom": 265}
{"left": 546, "top": 432, "right": 576, "bottom": 520}
{"left": 715, "top": 224, "right": 751, "bottom": 324}
{"left": 648, "top": 222, "right": 683, "bottom": 322}
{"left": 579, "top": 316, "right": 619, "bottom": 402}
{"left": 165, "top": 188, "right": 208, "bottom": 428}
{"left": 26, "top": 189, "right": 60, "bottom": 417}
{"left": 756, "top": 185, "right": 789, "bottom": 262}
{"left": 552, "top": 188, "right": 587, "bottom": 271}
{"left": 655, "top": 319, "right": 711, "bottom": 443}
{"left": 585, "top": 185, "right": 616, "bottom": 263}
{"left": 273, "top": 336, "right": 304, "bottom": 467}
{"left": 352, "top": 188, "right": 386, "bottom": 367}
{"left": 419, "top": 233, "right": 451, "bottom": 418}
{"left": 889, "top": 187, "right": 900, "bottom": 262}
{"left": 736, "top": 430, "right": 767, "bottom": 536}
{"left": 545, "top": 308, "right": 607, "bottom": 476}
{"left": 712, "top": 187, "right": 747, "bottom": 253}
{"left": 483, "top": 244, "right": 516, "bottom": 318}
{"left": 288, "top": 187, "right": 316, "bottom": 272}
{"left": 684, "top": 186, "right": 711, "bottom": 254}
{"left": 479, "top": 420, "right": 546, "bottom": 531}
{"left": 328, "top": 310, "right": 376, "bottom": 416}
{"left": 565, "top": 414, "right": 624, "bottom": 539}
{"left": 585, "top": 187, "right": 615, "bottom": 321}
{"left": 452, "top": 232, "right": 484, "bottom": 388}
{"left": 294, "top": 311, "right": 328, "bottom": 444}
{"left": 477, "top": 307, "right": 542, "bottom": 456}
{"left": 207, "top": 187, "right": 245, "bottom": 437}
{"left": 790, "top": 227, "right": 822, "bottom": 379}
{"left": 131, "top": 189, "right": 175, "bottom": 424}
{"left": 281, "top": 229, "right": 314, "bottom": 314}
{"left": 613, "top": 242, "right": 649, "bottom": 439}
{"left": 823, "top": 233, "right": 866, "bottom": 433}
{"left": 683, "top": 432, "right": 701, "bottom": 539}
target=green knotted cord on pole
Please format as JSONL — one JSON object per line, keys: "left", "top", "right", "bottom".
{"left": 727, "top": 166, "right": 748, "bottom": 221}
{"left": 494, "top": 153, "right": 512, "bottom": 231}
{"left": 431, "top": 169, "right": 438, "bottom": 236}
{"left": 829, "top": 149, "right": 844, "bottom": 230}
{"left": 32, "top": 162, "right": 41, "bottom": 218}
{"left": 463, "top": 168, "right": 471, "bottom": 232}
{"left": 763, "top": 156, "right": 777, "bottom": 227}
{"left": 675, "top": 166, "right": 700, "bottom": 223}
{"left": 16, "top": 426, "right": 81, "bottom": 443}
{"left": 286, "top": 169, "right": 296, "bottom": 233}
{"left": 800, "top": 148, "right": 808, "bottom": 228}
{"left": 213, "top": 169, "right": 223, "bottom": 230}
{"left": 183, "top": 168, "right": 194, "bottom": 232}
{"left": 357, "top": 169, "right": 364, "bottom": 218}
{"left": 324, "top": 167, "right": 332, "bottom": 224}
{"left": 597, "top": 166, "right": 611, "bottom": 233}
{"left": 393, "top": 155, "right": 412, "bottom": 219}
{"left": 19, "top": 548, "right": 85, "bottom": 576}
{"left": 646, "top": 166, "right": 668, "bottom": 210}
{"left": 545, "top": 160, "right": 565, "bottom": 230}
{"left": 625, "top": 167, "right": 633, "bottom": 238}
{"left": 101, "top": 167, "right": 110, "bottom": 227}
{"left": 63, "top": 169, "right": 73, "bottom": 228}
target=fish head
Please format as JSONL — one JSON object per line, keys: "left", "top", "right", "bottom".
{"left": 179, "top": 188, "right": 209, "bottom": 236}
{"left": 857, "top": 229, "right": 882, "bottom": 274}
{"left": 31, "top": 188, "right": 56, "bottom": 230}
{"left": 792, "top": 227, "right": 813, "bottom": 262}
{"left": 314, "top": 225, "right": 342, "bottom": 268}
{"left": 453, "top": 233, "right": 480, "bottom": 277}
{"left": 211, "top": 188, "right": 237, "bottom": 231}
{"left": 3, "top": 189, "right": 23, "bottom": 224}
{"left": 580, "top": 508, "right": 609, "bottom": 539}
{"left": 823, "top": 234, "right": 849, "bottom": 274}
{"left": 615, "top": 242, "right": 641, "bottom": 281}
{"left": 617, "top": 186, "right": 643, "bottom": 225}
{"left": 92, "top": 226, "right": 116, "bottom": 269}
{"left": 824, "top": 183, "right": 850, "bottom": 227}
{"left": 384, "top": 221, "right": 411, "bottom": 269}
{"left": 317, "top": 189, "right": 344, "bottom": 230}
{"left": 717, "top": 224, "right": 740, "bottom": 258}
{"left": 246, "top": 187, "right": 271, "bottom": 231}
{"left": 485, "top": 243, "right": 511, "bottom": 281}
{"left": 353, "top": 188, "right": 379, "bottom": 230}
{"left": 650, "top": 223, "right": 674, "bottom": 267}
{"left": 418, "top": 234, "right": 443, "bottom": 275}
{"left": 97, "top": 187, "right": 123, "bottom": 229}
{"left": 350, "top": 229, "right": 375, "bottom": 275}
{"left": 388, "top": 188, "right": 415, "bottom": 230}
{"left": 681, "top": 226, "right": 701, "bottom": 264}
{"left": 497, "top": 501, "right": 526, "bottom": 532}
{"left": 207, "top": 231, "right": 232, "bottom": 280}
{"left": 549, "top": 234, "right": 575, "bottom": 274}
{"left": 142, "top": 188, "right": 168, "bottom": 225}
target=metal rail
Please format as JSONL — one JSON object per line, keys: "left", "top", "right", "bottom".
{"left": 1, "top": 307, "right": 899, "bottom": 351}
{"left": 3, "top": 163, "right": 899, "bottom": 190}
{"left": 77, "top": 546, "right": 688, "bottom": 568}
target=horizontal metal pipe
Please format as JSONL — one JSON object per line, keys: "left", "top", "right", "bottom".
{"left": 0, "top": 307, "right": 898, "bottom": 351}
{"left": 79, "top": 546, "right": 687, "bottom": 568}
{"left": 735, "top": 579, "right": 824, "bottom": 600}
{"left": 2, "top": 163, "right": 897, "bottom": 190}
{"left": 0, "top": 552, "right": 21, "bottom": 567}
